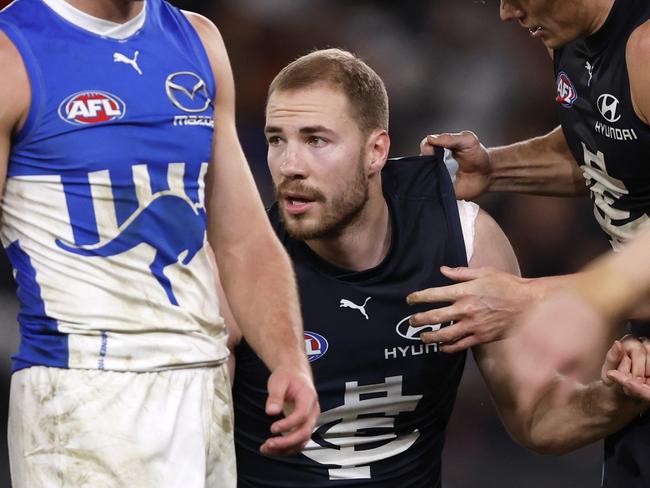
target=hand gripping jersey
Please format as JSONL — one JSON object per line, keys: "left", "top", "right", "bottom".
{"left": 555, "top": 2, "right": 650, "bottom": 485}
{"left": 234, "top": 155, "right": 468, "bottom": 488}
{"left": 0, "top": 0, "right": 228, "bottom": 372}
{"left": 554, "top": 0, "right": 650, "bottom": 249}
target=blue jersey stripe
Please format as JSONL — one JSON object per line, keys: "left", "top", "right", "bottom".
{"left": 62, "top": 174, "right": 100, "bottom": 246}
{"left": 6, "top": 241, "right": 67, "bottom": 372}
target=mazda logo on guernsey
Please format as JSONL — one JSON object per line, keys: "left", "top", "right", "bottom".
{"left": 304, "top": 331, "right": 328, "bottom": 362}
{"left": 395, "top": 316, "right": 444, "bottom": 341}
{"left": 165, "top": 72, "right": 211, "bottom": 113}
{"left": 58, "top": 91, "right": 126, "bottom": 125}
{"left": 597, "top": 94, "right": 621, "bottom": 123}
{"left": 555, "top": 71, "right": 577, "bottom": 108}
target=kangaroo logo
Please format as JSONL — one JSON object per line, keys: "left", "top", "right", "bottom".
{"left": 339, "top": 297, "right": 371, "bottom": 320}
{"left": 113, "top": 51, "right": 142, "bottom": 75}
{"left": 56, "top": 190, "right": 205, "bottom": 306}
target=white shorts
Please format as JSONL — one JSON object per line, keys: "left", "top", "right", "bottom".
{"left": 8, "top": 364, "right": 235, "bottom": 488}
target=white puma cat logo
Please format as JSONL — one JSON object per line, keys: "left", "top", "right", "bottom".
{"left": 114, "top": 51, "right": 142, "bottom": 75}
{"left": 585, "top": 61, "right": 594, "bottom": 87}
{"left": 339, "top": 297, "right": 371, "bottom": 320}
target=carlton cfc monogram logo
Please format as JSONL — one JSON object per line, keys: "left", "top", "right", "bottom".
{"left": 58, "top": 91, "right": 126, "bottom": 125}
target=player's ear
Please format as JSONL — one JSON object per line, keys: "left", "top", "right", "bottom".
{"left": 367, "top": 129, "right": 390, "bottom": 176}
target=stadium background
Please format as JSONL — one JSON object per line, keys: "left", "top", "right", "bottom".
{"left": 0, "top": 0, "right": 611, "bottom": 486}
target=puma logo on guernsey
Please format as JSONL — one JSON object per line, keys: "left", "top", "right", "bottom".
{"left": 585, "top": 61, "right": 594, "bottom": 87}
{"left": 56, "top": 191, "right": 205, "bottom": 306}
{"left": 339, "top": 297, "right": 371, "bottom": 320}
{"left": 113, "top": 51, "right": 142, "bottom": 75}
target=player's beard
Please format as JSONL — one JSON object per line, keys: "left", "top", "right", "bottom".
{"left": 277, "top": 152, "right": 369, "bottom": 241}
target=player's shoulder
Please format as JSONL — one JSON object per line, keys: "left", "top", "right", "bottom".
{"left": 382, "top": 154, "right": 447, "bottom": 199}
{"left": 626, "top": 19, "right": 650, "bottom": 123}
{"left": 469, "top": 207, "right": 520, "bottom": 276}
{"left": 473, "top": 208, "right": 502, "bottom": 244}
{"left": 626, "top": 19, "right": 650, "bottom": 65}
{"left": 180, "top": 10, "right": 224, "bottom": 49}
{"left": 0, "top": 30, "right": 30, "bottom": 133}
{"left": 179, "top": 9, "right": 231, "bottom": 92}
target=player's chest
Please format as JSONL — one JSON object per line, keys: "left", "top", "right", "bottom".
{"left": 555, "top": 52, "right": 649, "bottom": 178}
{"left": 296, "top": 267, "right": 458, "bottom": 380}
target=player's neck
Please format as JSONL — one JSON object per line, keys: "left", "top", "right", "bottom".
{"left": 306, "top": 188, "right": 391, "bottom": 272}
{"left": 584, "top": 0, "right": 615, "bottom": 37}
{"left": 64, "top": 0, "right": 144, "bottom": 23}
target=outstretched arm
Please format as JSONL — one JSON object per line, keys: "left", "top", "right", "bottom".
{"left": 513, "top": 227, "right": 650, "bottom": 387}
{"left": 421, "top": 127, "right": 586, "bottom": 200}
{"left": 466, "top": 211, "right": 647, "bottom": 453}
{"left": 186, "top": 13, "right": 318, "bottom": 456}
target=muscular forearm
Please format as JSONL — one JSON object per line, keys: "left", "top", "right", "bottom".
{"left": 487, "top": 126, "right": 587, "bottom": 196}
{"left": 479, "top": 343, "right": 643, "bottom": 455}
{"left": 520, "top": 376, "right": 643, "bottom": 454}
{"left": 576, "top": 228, "right": 650, "bottom": 321}
{"left": 522, "top": 227, "right": 650, "bottom": 326}
{"left": 216, "top": 229, "right": 308, "bottom": 374}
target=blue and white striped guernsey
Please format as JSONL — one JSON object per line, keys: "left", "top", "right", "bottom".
{"left": 0, "top": 0, "right": 228, "bottom": 372}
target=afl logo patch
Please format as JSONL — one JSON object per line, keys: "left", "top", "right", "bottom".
{"left": 555, "top": 71, "right": 577, "bottom": 108}
{"left": 395, "top": 316, "right": 444, "bottom": 341}
{"left": 58, "top": 91, "right": 126, "bottom": 125}
{"left": 304, "top": 331, "right": 328, "bottom": 362}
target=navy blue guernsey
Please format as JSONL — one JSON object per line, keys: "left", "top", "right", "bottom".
{"left": 233, "top": 155, "right": 468, "bottom": 488}
{"left": 554, "top": 2, "right": 650, "bottom": 486}
{"left": 553, "top": 0, "right": 650, "bottom": 249}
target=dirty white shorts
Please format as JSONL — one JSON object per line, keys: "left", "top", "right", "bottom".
{"left": 8, "top": 364, "right": 235, "bottom": 488}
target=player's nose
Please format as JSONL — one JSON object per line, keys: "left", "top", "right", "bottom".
{"left": 499, "top": 0, "right": 524, "bottom": 21}
{"left": 279, "top": 144, "right": 307, "bottom": 178}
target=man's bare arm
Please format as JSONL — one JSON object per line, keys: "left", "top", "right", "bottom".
{"left": 468, "top": 211, "right": 646, "bottom": 454}
{"left": 421, "top": 127, "right": 586, "bottom": 200}
{"left": 185, "top": 13, "right": 318, "bottom": 456}
{"left": 0, "top": 31, "right": 30, "bottom": 201}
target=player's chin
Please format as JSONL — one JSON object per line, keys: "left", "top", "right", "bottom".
{"left": 541, "top": 33, "right": 569, "bottom": 50}
{"left": 283, "top": 217, "right": 324, "bottom": 241}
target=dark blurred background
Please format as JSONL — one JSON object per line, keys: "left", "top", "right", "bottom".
{"left": 0, "top": 0, "right": 611, "bottom": 486}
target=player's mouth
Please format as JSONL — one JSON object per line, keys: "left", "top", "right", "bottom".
{"left": 283, "top": 193, "right": 316, "bottom": 215}
{"left": 528, "top": 26, "right": 543, "bottom": 38}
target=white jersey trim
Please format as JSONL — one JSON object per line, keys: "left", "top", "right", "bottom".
{"left": 40, "top": 0, "right": 146, "bottom": 39}
{"left": 456, "top": 200, "right": 479, "bottom": 262}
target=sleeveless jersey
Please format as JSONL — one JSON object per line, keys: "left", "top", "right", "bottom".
{"left": 234, "top": 155, "right": 468, "bottom": 488}
{"left": 555, "top": 2, "right": 650, "bottom": 485}
{"left": 0, "top": 0, "right": 228, "bottom": 372}
{"left": 554, "top": 0, "right": 650, "bottom": 249}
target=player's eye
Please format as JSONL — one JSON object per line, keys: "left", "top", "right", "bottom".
{"left": 267, "top": 136, "right": 282, "bottom": 146}
{"left": 307, "top": 136, "right": 326, "bottom": 147}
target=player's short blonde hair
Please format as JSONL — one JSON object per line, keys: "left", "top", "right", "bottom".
{"left": 268, "top": 48, "right": 389, "bottom": 135}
